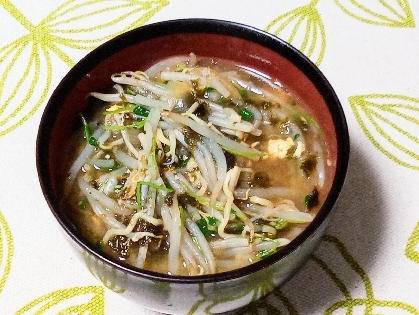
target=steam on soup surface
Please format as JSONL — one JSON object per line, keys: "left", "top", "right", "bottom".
{"left": 63, "top": 53, "right": 328, "bottom": 276}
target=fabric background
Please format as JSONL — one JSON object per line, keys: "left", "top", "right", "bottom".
{"left": 1, "top": 0, "right": 419, "bottom": 314}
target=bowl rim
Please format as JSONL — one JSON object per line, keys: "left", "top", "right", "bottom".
{"left": 36, "top": 18, "right": 350, "bottom": 284}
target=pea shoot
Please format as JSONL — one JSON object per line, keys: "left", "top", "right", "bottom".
{"left": 80, "top": 114, "right": 98, "bottom": 147}
{"left": 257, "top": 249, "right": 275, "bottom": 259}
{"left": 103, "top": 120, "right": 146, "bottom": 131}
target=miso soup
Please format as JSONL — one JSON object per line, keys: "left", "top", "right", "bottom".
{"left": 63, "top": 53, "right": 329, "bottom": 276}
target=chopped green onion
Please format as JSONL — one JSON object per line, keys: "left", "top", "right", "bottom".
{"left": 239, "top": 108, "right": 253, "bottom": 121}
{"left": 203, "top": 87, "right": 216, "bottom": 93}
{"left": 133, "top": 106, "right": 150, "bottom": 117}
{"left": 304, "top": 194, "right": 312, "bottom": 207}
{"left": 126, "top": 88, "right": 136, "bottom": 95}
{"left": 88, "top": 136, "right": 99, "bottom": 147}
{"left": 240, "top": 89, "right": 249, "bottom": 99}
{"left": 179, "top": 206, "right": 186, "bottom": 226}
{"left": 79, "top": 198, "right": 89, "bottom": 209}
{"left": 197, "top": 218, "right": 216, "bottom": 237}
{"left": 293, "top": 133, "right": 300, "bottom": 140}
{"left": 208, "top": 217, "right": 217, "bottom": 227}
{"left": 274, "top": 219, "right": 288, "bottom": 230}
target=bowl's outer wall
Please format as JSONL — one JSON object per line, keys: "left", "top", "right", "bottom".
{"left": 66, "top": 207, "right": 330, "bottom": 314}
{"left": 37, "top": 19, "right": 349, "bottom": 314}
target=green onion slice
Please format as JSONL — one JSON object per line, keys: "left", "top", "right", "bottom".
{"left": 137, "top": 180, "right": 173, "bottom": 193}
{"left": 239, "top": 108, "right": 253, "bottom": 121}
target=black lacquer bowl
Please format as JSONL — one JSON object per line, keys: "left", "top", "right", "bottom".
{"left": 36, "top": 19, "right": 349, "bottom": 314}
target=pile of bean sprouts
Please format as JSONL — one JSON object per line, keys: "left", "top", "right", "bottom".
{"left": 65, "top": 53, "right": 325, "bottom": 275}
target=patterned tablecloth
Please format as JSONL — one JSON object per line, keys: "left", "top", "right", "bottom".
{"left": 1, "top": 0, "right": 419, "bottom": 314}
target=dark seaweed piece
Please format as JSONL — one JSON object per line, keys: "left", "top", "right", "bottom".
{"left": 224, "top": 150, "right": 236, "bottom": 171}
{"left": 305, "top": 187, "right": 319, "bottom": 210}
{"left": 108, "top": 235, "right": 132, "bottom": 260}
{"left": 300, "top": 154, "right": 318, "bottom": 177}
{"left": 178, "top": 193, "right": 200, "bottom": 208}
{"left": 194, "top": 100, "right": 209, "bottom": 118}
{"left": 224, "top": 222, "right": 245, "bottom": 234}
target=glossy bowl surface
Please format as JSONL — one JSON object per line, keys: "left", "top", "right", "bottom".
{"left": 36, "top": 19, "right": 349, "bottom": 314}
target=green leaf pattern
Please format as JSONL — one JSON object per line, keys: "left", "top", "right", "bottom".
{"left": 265, "top": 0, "right": 326, "bottom": 66}
{"left": 15, "top": 286, "right": 105, "bottom": 315}
{"left": 1, "top": 0, "right": 419, "bottom": 313}
{"left": 314, "top": 236, "right": 419, "bottom": 314}
{"left": 406, "top": 223, "right": 419, "bottom": 263}
{"left": 334, "top": 0, "right": 415, "bottom": 27}
{"left": 0, "top": 0, "right": 169, "bottom": 136}
{"left": 0, "top": 211, "right": 13, "bottom": 294}
{"left": 230, "top": 235, "right": 419, "bottom": 315}
{"left": 350, "top": 94, "right": 419, "bottom": 170}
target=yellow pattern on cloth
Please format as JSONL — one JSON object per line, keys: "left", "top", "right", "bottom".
{"left": 350, "top": 94, "right": 419, "bottom": 170}
{"left": 265, "top": 0, "right": 326, "bottom": 66}
{"left": 0, "top": 0, "right": 168, "bottom": 136}
{"left": 334, "top": 0, "right": 415, "bottom": 27}
{"left": 406, "top": 222, "right": 419, "bottom": 263}
{"left": 15, "top": 286, "right": 105, "bottom": 314}
{"left": 0, "top": 211, "right": 13, "bottom": 294}
{"left": 0, "top": 0, "right": 419, "bottom": 314}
